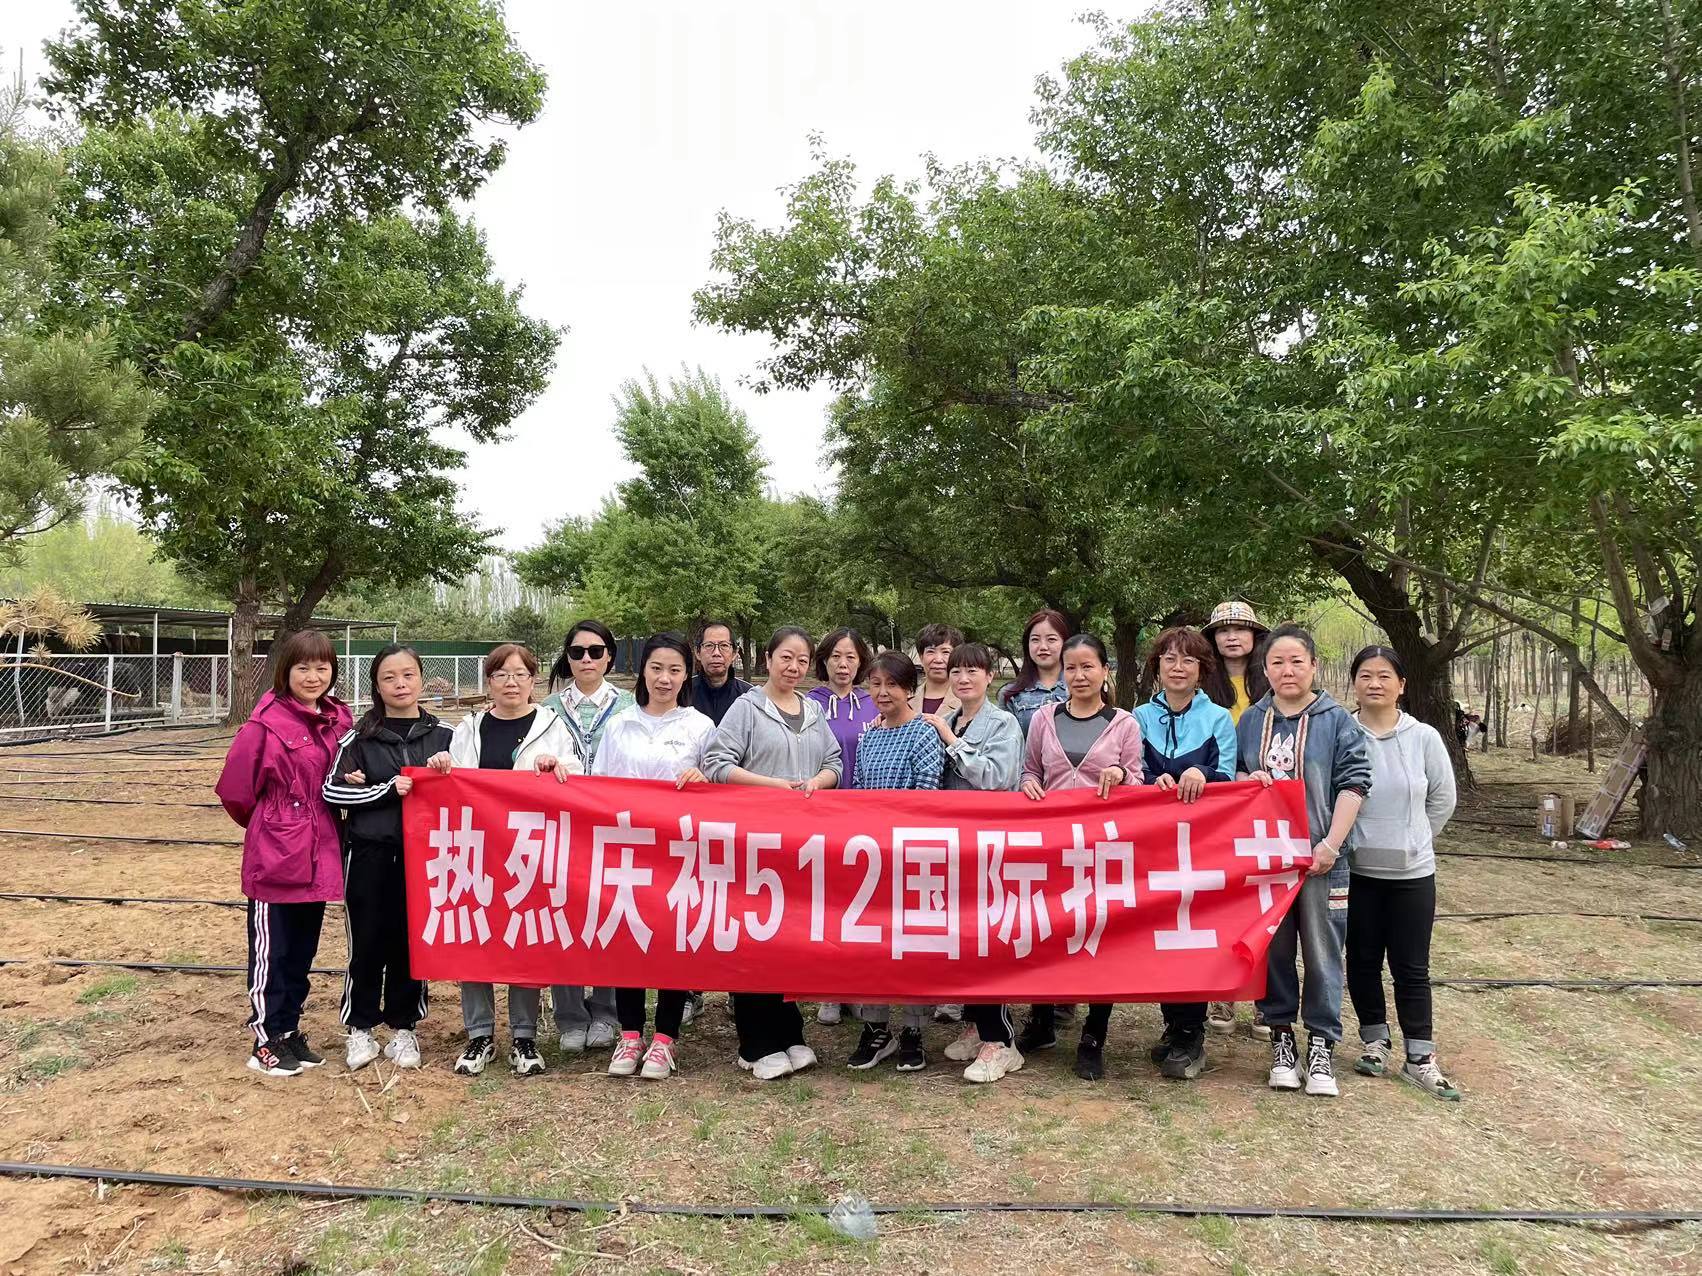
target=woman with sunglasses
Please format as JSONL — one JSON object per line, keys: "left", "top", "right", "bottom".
{"left": 540, "top": 619, "right": 633, "bottom": 1054}
{"left": 425, "top": 644, "right": 579, "bottom": 1079}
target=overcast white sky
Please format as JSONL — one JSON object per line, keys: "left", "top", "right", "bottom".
{"left": 7, "top": 2, "right": 1110, "bottom": 549}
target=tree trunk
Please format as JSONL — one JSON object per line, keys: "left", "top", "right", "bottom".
{"left": 1110, "top": 612, "right": 1143, "bottom": 710}
{"left": 1641, "top": 663, "right": 1702, "bottom": 841}
{"left": 226, "top": 577, "right": 263, "bottom": 725}
{"left": 1563, "top": 598, "right": 1582, "bottom": 753}
{"left": 177, "top": 153, "right": 304, "bottom": 348}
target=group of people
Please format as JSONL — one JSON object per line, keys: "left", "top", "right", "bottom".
{"left": 216, "top": 601, "right": 1460, "bottom": 1102}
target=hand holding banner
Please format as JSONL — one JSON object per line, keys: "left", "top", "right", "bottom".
{"left": 402, "top": 772, "right": 1311, "bottom": 1003}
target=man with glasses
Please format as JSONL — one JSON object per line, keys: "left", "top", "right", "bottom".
{"left": 691, "top": 621, "right": 753, "bottom": 727}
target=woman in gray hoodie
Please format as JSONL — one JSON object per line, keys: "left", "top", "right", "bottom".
{"left": 1345, "top": 645, "right": 1460, "bottom": 1100}
{"left": 701, "top": 626, "right": 843, "bottom": 1082}
{"left": 1237, "top": 624, "right": 1372, "bottom": 1100}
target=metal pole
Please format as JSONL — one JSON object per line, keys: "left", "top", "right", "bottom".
{"left": 151, "top": 612, "right": 159, "bottom": 708}
{"left": 104, "top": 654, "right": 114, "bottom": 731}
{"left": 170, "top": 652, "right": 183, "bottom": 722}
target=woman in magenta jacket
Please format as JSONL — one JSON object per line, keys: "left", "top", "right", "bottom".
{"left": 1014, "top": 633, "right": 1143, "bottom": 1081}
{"left": 216, "top": 630, "right": 353, "bottom": 1078}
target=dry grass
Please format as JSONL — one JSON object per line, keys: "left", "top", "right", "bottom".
{"left": 0, "top": 731, "right": 1699, "bottom": 1274}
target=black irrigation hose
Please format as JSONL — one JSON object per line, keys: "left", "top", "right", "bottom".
{"left": 1, "top": 1161, "right": 1697, "bottom": 1227}
{"left": 5, "top": 892, "right": 1698, "bottom": 926}
{"left": 1438, "top": 850, "right": 1702, "bottom": 871}
{"left": 0, "top": 762, "right": 222, "bottom": 775}
{"left": 4, "top": 956, "right": 1699, "bottom": 993}
{"left": 0, "top": 777, "right": 213, "bottom": 789}
{"left": 0, "top": 794, "right": 222, "bottom": 807}
{"left": 0, "top": 827, "right": 239, "bottom": 846}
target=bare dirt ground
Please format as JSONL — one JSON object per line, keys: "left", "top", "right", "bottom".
{"left": 2, "top": 726, "right": 1699, "bottom": 1275}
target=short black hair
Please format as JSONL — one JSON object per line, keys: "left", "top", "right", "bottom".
{"left": 867, "top": 649, "right": 919, "bottom": 693}
{"left": 814, "top": 627, "right": 872, "bottom": 683}
{"left": 635, "top": 631, "right": 695, "bottom": 707}
{"left": 1261, "top": 623, "right": 1317, "bottom": 665}
{"left": 1350, "top": 644, "right": 1405, "bottom": 681}
{"left": 947, "top": 642, "right": 994, "bottom": 674}
{"left": 916, "top": 622, "right": 964, "bottom": 653}
{"left": 695, "top": 620, "right": 735, "bottom": 648}
{"left": 549, "top": 618, "right": 617, "bottom": 686}
{"left": 766, "top": 625, "right": 814, "bottom": 658}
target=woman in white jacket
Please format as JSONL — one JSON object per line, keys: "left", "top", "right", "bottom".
{"left": 425, "top": 644, "right": 580, "bottom": 1079}
{"left": 593, "top": 632, "right": 715, "bottom": 1081}
{"left": 1345, "top": 645, "right": 1460, "bottom": 1100}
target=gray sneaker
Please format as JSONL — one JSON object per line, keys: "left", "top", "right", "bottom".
{"left": 1400, "top": 1054, "right": 1461, "bottom": 1101}
{"left": 1355, "top": 1037, "right": 1391, "bottom": 1077}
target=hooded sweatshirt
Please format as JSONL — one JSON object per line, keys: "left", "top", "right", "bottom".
{"left": 1134, "top": 689, "right": 1238, "bottom": 784}
{"left": 1021, "top": 701, "right": 1144, "bottom": 793}
{"left": 592, "top": 704, "right": 715, "bottom": 781}
{"left": 701, "top": 687, "right": 843, "bottom": 785}
{"left": 216, "top": 690, "right": 353, "bottom": 903}
{"left": 1350, "top": 711, "right": 1456, "bottom": 880}
{"left": 1235, "top": 690, "right": 1373, "bottom": 847}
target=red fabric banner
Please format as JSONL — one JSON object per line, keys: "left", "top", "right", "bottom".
{"left": 401, "top": 771, "right": 1312, "bottom": 1002}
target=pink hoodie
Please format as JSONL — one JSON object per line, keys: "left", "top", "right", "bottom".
{"left": 1021, "top": 701, "right": 1144, "bottom": 793}
{"left": 216, "top": 690, "right": 353, "bottom": 903}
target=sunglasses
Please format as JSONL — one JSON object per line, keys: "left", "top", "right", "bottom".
{"left": 567, "top": 643, "right": 608, "bottom": 661}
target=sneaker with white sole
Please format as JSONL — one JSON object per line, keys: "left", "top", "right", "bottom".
{"left": 641, "top": 1038, "right": 677, "bottom": 1079}
{"left": 386, "top": 1029, "right": 421, "bottom": 1069}
{"left": 945, "top": 1025, "right": 983, "bottom": 1062}
{"left": 1399, "top": 1054, "right": 1461, "bottom": 1101}
{"left": 895, "top": 1027, "right": 927, "bottom": 1072}
{"left": 847, "top": 1025, "right": 896, "bottom": 1070}
{"left": 681, "top": 993, "right": 704, "bottom": 1026}
{"left": 1206, "top": 1002, "right": 1236, "bottom": 1035}
{"left": 786, "top": 1044, "right": 818, "bottom": 1074}
{"left": 283, "top": 1032, "right": 324, "bottom": 1068}
{"left": 964, "top": 1042, "right": 1023, "bottom": 1084}
{"left": 346, "top": 1027, "right": 381, "bottom": 1071}
{"left": 608, "top": 1034, "right": 644, "bottom": 1076}
{"left": 586, "top": 1022, "right": 617, "bottom": 1049}
{"left": 559, "top": 1028, "right": 588, "bottom": 1054}
{"left": 816, "top": 1001, "right": 842, "bottom": 1025}
{"left": 751, "top": 1050, "right": 794, "bottom": 1080}
{"left": 248, "top": 1039, "right": 301, "bottom": 1077}
{"left": 510, "top": 1037, "right": 546, "bottom": 1076}
{"left": 933, "top": 1004, "right": 963, "bottom": 1023}
{"left": 1252, "top": 1009, "right": 1273, "bottom": 1041}
{"left": 454, "top": 1035, "right": 496, "bottom": 1076}
{"left": 1356, "top": 1037, "right": 1391, "bottom": 1077}
{"left": 1267, "top": 1028, "right": 1301, "bottom": 1090}
{"left": 1304, "top": 1035, "right": 1338, "bottom": 1097}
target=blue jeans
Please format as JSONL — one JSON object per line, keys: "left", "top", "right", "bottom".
{"left": 1256, "top": 859, "right": 1350, "bottom": 1043}
{"left": 550, "top": 985, "right": 618, "bottom": 1032}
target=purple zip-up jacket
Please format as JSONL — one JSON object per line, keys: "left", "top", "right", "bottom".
{"left": 216, "top": 690, "right": 353, "bottom": 903}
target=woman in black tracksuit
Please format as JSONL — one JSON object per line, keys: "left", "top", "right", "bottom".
{"left": 323, "top": 645, "right": 454, "bottom": 1071}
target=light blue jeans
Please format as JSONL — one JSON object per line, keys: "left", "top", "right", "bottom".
{"left": 1256, "top": 859, "right": 1350, "bottom": 1043}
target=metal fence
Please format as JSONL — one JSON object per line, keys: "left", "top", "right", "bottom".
{"left": 0, "top": 652, "right": 498, "bottom": 740}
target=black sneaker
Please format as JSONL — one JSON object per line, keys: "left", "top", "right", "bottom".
{"left": 454, "top": 1035, "right": 497, "bottom": 1076}
{"left": 282, "top": 1031, "right": 324, "bottom": 1068}
{"left": 1016, "top": 1017, "right": 1057, "bottom": 1054}
{"left": 1074, "top": 1032, "right": 1105, "bottom": 1081}
{"left": 847, "top": 1025, "right": 897, "bottom": 1070}
{"left": 247, "top": 1038, "right": 301, "bottom": 1077}
{"left": 1148, "top": 1024, "right": 1179, "bottom": 1065}
{"left": 511, "top": 1037, "right": 546, "bottom": 1076}
{"left": 895, "top": 1027, "right": 927, "bottom": 1072}
{"left": 1160, "top": 1027, "right": 1206, "bottom": 1080}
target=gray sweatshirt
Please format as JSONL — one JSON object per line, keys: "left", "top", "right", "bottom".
{"left": 702, "top": 687, "right": 843, "bottom": 786}
{"left": 941, "top": 700, "right": 1024, "bottom": 791}
{"left": 1350, "top": 711, "right": 1457, "bottom": 880}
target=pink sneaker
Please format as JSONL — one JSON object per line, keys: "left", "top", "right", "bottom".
{"left": 608, "top": 1034, "right": 643, "bottom": 1076}
{"left": 641, "top": 1037, "right": 677, "bottom": 1079}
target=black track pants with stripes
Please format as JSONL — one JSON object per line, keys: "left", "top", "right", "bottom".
{"left": 246, "top": 899, "right": 325, "bottom": 1043}
{"left": 341, "top": 838, "right": 427, "bottom": 1031}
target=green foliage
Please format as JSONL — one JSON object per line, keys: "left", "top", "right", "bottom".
{"left": 0, "top": 503, "right": 214, "bottom": 606}
{"left": 0, "top": 69, "right": 153, "bottom": 556}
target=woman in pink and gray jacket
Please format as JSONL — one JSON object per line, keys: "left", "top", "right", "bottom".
{"left": 1014, "top": 632, "right": 1143, "bottom": 1081}
{"left": 216, "top": 630, "right": 353, "bottom": 1078}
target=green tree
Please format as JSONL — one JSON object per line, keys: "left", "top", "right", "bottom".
{"left": 0, "top": 67, "right": 152, "bottom": 555}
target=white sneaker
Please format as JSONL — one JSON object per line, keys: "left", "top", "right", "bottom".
{"left": 510, "top": 1038, "right": 546, "bottom": 1076}
{"left": 345, "top": 1027, "right": 381, "bottom": 1071}
{"left": 586, "top": 1021, "right": 617, "bottom": 1049}
{"left": 1304, "top": 1036, "right": 1338, "bottom": 1098}
{"left": 933, "top": 1004, "right": 964, "bottom": 1023}
{"left": 1268, "top": 1030, "right": 1302, "bottom": 1090}
{"left": 608, "top": 1035, "right": 643, "bottom": 1076}
{"left": 681, "top": 993, "right": 704, "bottom": 1026}
{"left": 786, "top": 1044, "right": 818, "bottom": 1074}
{"left": 1399, "top": 1054, "right": 1461, "bottom": 1101}
{"left": 944, "top": 1025, "right": 983, "bottom": 1062}
{"left": 641, "top": 1038, "right": 677, "bottom": 1080}
{"left": 816, "top": 1002, "right": 842, "bottom": 1025}
{"left": 1206, "top": 1002, "right": 1236, "bottom": 1035}
{"left": 385, "top": 1029, "right": 421, "bottom": 1069}
{"left": 735, "top": 1053, "right": 754, "bottom": 1071}
{"left": 964, "top": 1042, "right": 1023, "bottom": 1083}
{"left": 559, "top": 1028, "right": 588, "bottom": 1054}
{"left": 751, "top": 1051, "right": 794, "bottom": 1080}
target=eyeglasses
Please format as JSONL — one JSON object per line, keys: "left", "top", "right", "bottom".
{"left": 489, "top": 670, "right": 534, "bottom": 684}
{"left": 567, "top": 644, "right": 608, "bottom": 661}
{"left": 699, "top": 642, "right": 734, "bottom": 653}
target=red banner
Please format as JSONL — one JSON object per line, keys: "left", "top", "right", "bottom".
{"left": 401, "top": 771, "right": 1312, "bottom": 1002}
